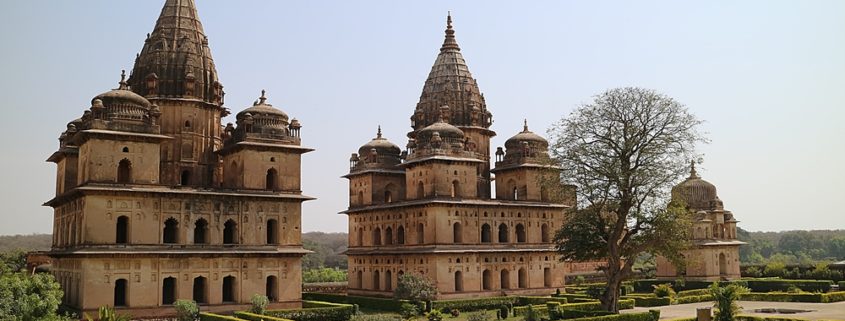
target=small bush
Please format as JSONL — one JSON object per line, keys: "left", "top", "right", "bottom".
{"left": 652, "top": 284, "right": 675, "bottom": 298}
{"left": 744, "top": 266, "right": 763, "bottom": 278}
{"left": 235, "top": 312, "right": 293, "bottom": 321}
{"left": 711, "top": 283, "right": 749, "bottom": 321}
{"left": 432, "top": 297, "right": 518, "bottom": 313}
{"left": 676, "top": 289, "right": 709, "bottom": 298}
{"left": 763, "top": 262, "right": 786, "bottom": 278}
{"left": 263, "top": 300, "right": 356, "bottom": 321}
{"left": 521, "top": 306, "right": 541, "bottom": 321}
{"left": 675, "top": 295, "right": 711, "bottom": 304}
{"left": 175, "top": 300, "right": 200, "bottom": 321}
{"left": 426, "top": 310, "right": 443, "bottom": 321}
{"left": 303, "top": 293, "right": 409, "bottom": 312}
{"left": 350, "top": 315, "right": 402, "bottom": 321}
{"left": 498, "top": 305, "right": 510, "bottom": 319}
{"left": 250, "top": 294, "right": 269, "bottom": 315}
{"left": 400, "top": 303, "right": 419, "bottom": 319}
{"left": 824, "top": 291, "right": 845, "bottom": 303}
{"left": 450, "top": 309, "right": 460, "bottom": 317}
{"left": 622, "top": 296, "right": 671, "bottom": 307}
{"left": 745, "top": 279, "right": 833, "bottom": 293}
{"left": 466, "top": 311, "right": 493, "bottom": 321}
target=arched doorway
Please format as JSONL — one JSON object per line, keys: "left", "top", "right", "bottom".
{"left": 397, "top": 226, "right": 405, "bottom": 244}
{"left": 357, "top": 227, "right": 364, "bottom": 246}
{"left": 541, "top": 224, "right": 550, "bottom": 243}
{"left": 416, "top": 223, "right": 424, "bottom": 244}
{"left": 114, "top": 278, "right": 128, "bottom": 307}
{"left": 453, "top": 222, "right": 463, "bottom": 243}
{"left": 194, "top": 219, "right": 208, "bottom": 244}
{"left": 516, "top": 224, "right": 526, "bottom": 243}
{"left": 223, "top": 219, "right": 237, "bottom": 244}
{"left": 162, "top": 277, "right": 176, "bottom": 305}
{"left": 719, "top": 253, "right": 727, "bottom": 276}
{"left": 193, "top": 276, "right": 207, "bottom": 304}
{"left": 518, "top": 268, "right": 527, "bottom": 288}
{"left": 498, "top": 223, "right": 509, "bottom": 243}
{"left": 266, "top": 276, "right": 278, "bottom": 302}
{"left": 373, "top": 270, "right": 381, "bottom": 290}
{"left": 385, "top": 270, "right": 393, "bottom": 291}
{"left": 222, "top": 276, "right": 236, "bottom": 303}
{"left": 267, "top": 219, "right": 279, "bottom": 244}
{"left": 385, "top": 227, "right": 393, "bottom": 245}
{"left": 373, "top": 227, "right": 382, "bottom": 245}
{"left": 116, "top": 216, "right": 129, "bottom": 244}
{"left": 544, "top": 268, "right": 552, "bottom": 287}
{"left": 356, "top": 270, "right": 363, "bottom": 289}
{"left": 266, "top": 168, "right": 278, "bottom": 190}
{"left": 500, "top": 269, "right": 510, "bottom": 289}
{"left": 163, "top": 218, "right": 179, "bottom": 244}
{"left": 482, "top": 269, "right": 492, "bottom": 290}
{"left": 454, "top": 271, "right": 464, "bottom": 292}
{"left": 481, "top": 224, "right": 491, "bottom": 243}
{"left": 117, "top": 159, "right": 132, "bottom": 184}
{"left": 181, "top": 170, "right": 191, "bottom": 186}
{"left": 417, "top": 181, "right": 424, "bottom": 198}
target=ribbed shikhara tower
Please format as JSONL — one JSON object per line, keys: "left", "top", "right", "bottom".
{"left": 344, "top": 14, "right": 575, "bottom": 299}
{"left": 44, "top": 0, "right": 311, "bottom": 315}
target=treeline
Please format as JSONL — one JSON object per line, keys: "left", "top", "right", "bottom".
{"left": 0, "top": 234, "right": 51, "bottom": 252}
{"left": 302, "top": 232, "right": 348, "bottom": 270}
{"left": 738, "top": 228, "right": 845, "bottom": 264}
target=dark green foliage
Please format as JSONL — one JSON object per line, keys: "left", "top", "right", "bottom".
{"left": 738, "top": 228, "right": 845, "bottom": 265}
{"left": 557, "top": 311, "right": 656, "bottom": 321}
{"left": 675, "top": 289, "right": 709, "bottom": 297}
{"left": 674, "top": 295, "right": 711, "bottom": 304}
{"left": 552, "top": 294, "right": 592, "bottom": 302}
{"left": 302, "top": 293, "right": 409, "bottom": 312}
{"left": 263, "top": 300, "right": 356, "bottom": 321}
{"left": 235, "top": 312, "right": 294, "bottom": 321}
{"left": 651, "top": 284, "right": 675, "bottom": 298}
{"left": 199, "top": 313, "right": 249, "bottom": 321}
{"left": 303, "top": 268, "right": 348, "bottom": 283}
{"left": 432, "top": 297, "right": 519, "bottom": 313}
{"left": 559, "top": 309, "right": 615, "bottom": 319}
{"left": 83, "top": 306, "right": 131, "bottom": 321}
{"left": 734, "top": 316, "right": 828, "bottom": 321}
{"left": 394, "top": 273, "right": 437, "bottom": 302}
{"left": 647, "top": 310, "right": 660, "bottom": 321}
{"left": 744, "top": 279, "right": 833, "bottom": 292}
{"left": 250, "top": 294, "right": 269, "bottom": 315}
{"left": 174, "top": 300, "right": 200, "bottom": 321}
{"left": 632, "top": 279, "right": 747, "bottom": 292}
{"left": 498, "top": 305, "right": 510, "bottom": 319}
{"left": 466, "top": 311, "right": 494, "bottom": 321}
{"left": 400, "top": 302, "right": 419, "bottom": 319}
{"left": 302, "top": 232, "right": 348, "bottom": 270}
{"left": 426, "top": 310, "right": 443, "bottom": 321}
{"left": 0, "top": 249, "right": 27, "bottom": 273}
{"left": 0, "top": 271, "right": 65, "bottom": 320}
{"left": 521, "top": 305, "right": 541, "bottom": 321}
{"left": 620, "top": 296, "right": 671, "bottom": 307}
{"left": 0, "top": 234, "right": 52, "bottom": 253}
{"left": 710, "top": 283, "right": 749, "bottom": 321}
{"left": 516, "top": 297, "right": 568, "bottom": 306}
{"left": 349, "top": 315, "right": 403, "bottom": 321}
{"left": 825, "top": 291, "right": 845, "bottom": 302}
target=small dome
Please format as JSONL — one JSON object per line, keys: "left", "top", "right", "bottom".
{"left": 672, "top": 162, "right": 719, "bottom": 210}
{"left": 358, "top": 126, "right": 401, "bottom": 157}
{"left": 236, "top": 90, "right": 289, "bottom": 129}
{"left": 417, "top": 119, "right": 464, "bottom": 141}
{"left": 93, "top": 72, "right": 152, "bottom": 111}
{"left": 505, "top": 120, "right": 548, "bottom": 150}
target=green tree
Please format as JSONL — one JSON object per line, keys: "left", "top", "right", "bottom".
{"left": 394, "top": 273, "right": 438, "bottom": 302}
{"left": 549, "top": 87, "right": 702, "bottom": 312}
{"left": 0, "top": 249, "right": 26, "bottom": 273}
{"left": 0, "top": 271, "right": 65, "bottom": 320}
{"left": 174, "top": 300, "right": 199, "bottom": 321}
{"left": 709, "top": 283, "right": 749, "bottom": 321}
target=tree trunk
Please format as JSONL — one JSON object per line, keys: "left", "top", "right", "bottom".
{"left": 601, "top": 257, "right": 623, "bottom": 313}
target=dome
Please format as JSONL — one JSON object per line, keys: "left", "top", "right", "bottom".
{"left": 505, "top": 120, "right": 548, "bottom": 150}
{"left": 235, "top": 90, "right": 289, "bottom": 130}
{"left": 416, "top": 119, "right": 465, "bottom": 141}
{"left": 672, "top": 162, "right": 719, "bottom": 210}
{"left": 358, "top": 126, "right": 401, "bottom": 157}
{"left": 93, "top": 71, "right": 152, "bottom": 111}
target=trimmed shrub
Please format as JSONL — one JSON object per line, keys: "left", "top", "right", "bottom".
{"left": 552, "top": 293, "right": 592, "bottom": 301}
{"left": 250, "top": 294, "right": 269, "bottom": 315}
{"left": 432, "top": 297, "right": 519, "bottom": 313}
{"left": 263, "top": 300, "right": 356, "bottom": 321}
{"left": 559, "top": 309, "right": 614, "bottom": 319}
{"left": 466, "top": 311, "right": 494, "bottom": 321}
{"left": 516, "top": 296, "right": 568, "bottom": 306}
{"left": 740, "top": 292, "right": 824, "bottom": 303}
{"left": 676, "top": 289, "right": 709, "bottom": 297}
{"left": 513, "top": 305, "right": 546, "bottom": 318}
{"left": 350, "top": 315, "right": 403, "bottom": 321}
{"left": 839, "top": 281, "right": 845, "bottom": 289}
{"left": 399, "top": 303, "right": 419, "bottom": 319}
{"left": 648, "top": 310, "right": 660, "bottom": 321}
{"left": 632, "top": 279, "right": 746, "bottom": 292}
{"left": 426, "top": 310, "right": 443, "bottom": 321}
{"left": 556, "top": 311, "right": 657, "bottom": 321}
{"left": 736, "top": 316, "right": 819, "bottom": 321}
{"left": 200, "top": 313, "right": 248, "bottom": 321}
{"left": 652, "top": 284, "right": 675, "bottom": 298}
{"left": 621, "top": 296, "right": 671, "bottom": 307}
{"left": 674, "top": 295, "right": 711, "bottom": 304}
{"left": 302, "top": 293, "right": 408, "bottom": 312}
{"left": 235, "top": 312, "right": 294, "bottom": 321}
{"left": 744, "top": 279, "right": 833, "bottom": 293}
{"left": 823, "top": 291, "right": 845, "bottom": 303}
{"left": 175, "top": 300, "right": 200, "bottom": 321}
{"left": 498, "top": 305, "right": 510, "bottom": 319}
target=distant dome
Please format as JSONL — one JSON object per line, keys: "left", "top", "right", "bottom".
{"left": 417, "top": 119, "right": 465, "bottom": 141}
{"left": 236, "top": 90, "right": 289, "bottom": 130}
{"left": 505, "top": 120, "right": 548, "bottom": 150}
{"left": 358, "top": 127, "right": 401, "bottom": 157}
{"left": 672, "top": 162, "right": 720, "bottom": 210}
{"left": 91, "top": 71, "right": 152, "bottom": 121}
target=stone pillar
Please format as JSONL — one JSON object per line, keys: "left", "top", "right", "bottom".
{"left": 696, "top": 307, "right": 712, "bottom": 321}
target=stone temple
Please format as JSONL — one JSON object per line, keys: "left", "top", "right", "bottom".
{"left": 656, "top": 162, "right": 745, "bottom": 281}
{"left": 343, "top": 15, "right": 575, "bottom": 299}
{"left": 44, "top": 0, "right": 311, "bottom": 315}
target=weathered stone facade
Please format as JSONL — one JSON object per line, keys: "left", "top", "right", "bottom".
{"left": 656, "top": 162, "right": 745, "bottom": 281}
{"left": 45, "top": 0, "right": 311, "bottom": 316}
{"left": 344, "top": 15, "right": 574, "bottom": 299}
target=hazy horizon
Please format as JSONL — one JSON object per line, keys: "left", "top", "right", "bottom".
{"left": 0, "top": 0, "right": 843, "bottom": 236}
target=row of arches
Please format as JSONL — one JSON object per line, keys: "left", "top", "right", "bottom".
{"left": 116, "top": 216, "right": 281, "bottom": 245}
{"left": 144, "top": 274, "right": 277, "bottom": 306}
{"left": 352, "top": 268, "right": 554, "bottom": 292}
{"left": 118, "top": 158, "right": 285, "bottom": 191}
{"left": 357, "top": 222, "right": 551, "bottom": 246}
{"left": 414, "top": 180, "right": 463, "bottom": 199}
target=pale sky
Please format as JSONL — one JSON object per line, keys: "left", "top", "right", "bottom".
{"left": 0, "top": 0, "right": 843, "bottom": 236}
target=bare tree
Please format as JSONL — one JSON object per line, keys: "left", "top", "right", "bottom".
{"left": 548, "top": 87, "right": 705, "bottom": 312}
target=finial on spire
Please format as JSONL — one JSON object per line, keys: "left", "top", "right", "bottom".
{"left": 259, "top": 89, "right": 267, "bottom": 104}
{"left": 118, "top": 70, "right": 129, "bottom": 89}
{"left": 447, "top": 11, "right": 453, "bottom": 29}
{"left": 441, "top": 12, "right": 459, "bottom": 51}
{"left": 523, "top": 119, "right": 529, "bottom": 132}
{"left": 377, "top": 125, "right": 383, "bottom": 139}
{"left": 689, "top": 160, "right": 700, "bottom": 179}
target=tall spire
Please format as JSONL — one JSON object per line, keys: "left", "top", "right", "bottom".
{"left": 689, "top": 160, "right": 700, "bottom": 179}
{"left": 412, "top": 13, "right": 490, "bottom": 131}
{"left": 128, "top": 0, "right": 222, "bottom": 106}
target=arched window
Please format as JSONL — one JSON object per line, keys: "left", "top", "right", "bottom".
{"left": 417, "top": 181, "right": 425, "bottom": 198}
{"left": 194, "top": 218, "right": 208, "bottom": 244}
{"left": 223, "top": 219, "right": 238, "bottom": 244}
{"left": 356, "top": 270, "right": 363, "bottom": 289}
{"left": 397, "top": 226, "right": 405, "bottom": 244}
{"left": 222, "top": 276, "right": 236, "bottom": 302}
{"left": 373, "top": 270, "right": 381, "bottom": 290}
{"left": 451, "top": 180, "right": 460, "bottom": 198}
{"left": 267, "top": 219, "right": 279, "bottom": 244}
{"left": 116, "top": 216, "right": 129, "bottom": 244}
{"left": 453, "top": 222, "right": 463, "bottom": 243}
{"left": 114, "top": 278, "right": 128, "bottom": 307}
{"left": 358, "top": 191, "right": 364, "bottom": 205}
{"left": 373, "top": 227, "right": 382, "bottom": 246}
{"left": 507, "top": 179, "right": 517, "bottom": 200}
{"left": 357, "top": 227, "right": 364, "bottom": 246}
{"left": 481, "top": 224, "right": 491, "bottom": 243}
{"left": 181, "top": 170, "right": 191, "bottom": 186}
{"left": 482, "top": 269, "right": 492, "bottom": 290}
{"left": 544, "top": 268, "right": 552, "bottom": 287}
{"left": 516, "top": 224, "right": 526, "bottom": 243}
{"left": 266, "top": 276, "right": 278, "bottom": 302}
{"left": 498, "top": 223, "right": 509, "bottom": 243}
{"left": 518, "top": 268, "right": 527, "bottom": 288}
{"left": 541, "top": 224, "right": 550, "bottom": 243}
{"left": 416, "top": 223, "right": 424, "bottom": 244}
{"left": 184, "top": 120, "right": 192, "bottom": 129}
{"left": 117, "top": 159, "right": 132, "bottom": 184}
{"left": 163, "top": 218, "right": 179, "bottom": 244}
{"left": 162, "top": 277, "right": 176, "bottom": 305}
{"left": 122, "top": 146, "right": 129, "bottom": 153}
{"left": 385, "top": 270, "right": 393, "bottom": 291}
{"left": 266, "top": 168, "right": 278, "bottom": 191}
{"left": 193, "top": 276, "right": 207, "bottom": 304}
{"left": 719, "top": 253, "right": 727, "bottom": 276}
{"left": 385, "top": 191, "right": 393, "bottom": 203}
{"left": 500, "top": 269, "right": 511, "bottom": 289}
{"left": 385, "top": 227, "right": 393, "bottom": 245}
{"left": 454, "top": 271, "right": 463, "bottom": 292}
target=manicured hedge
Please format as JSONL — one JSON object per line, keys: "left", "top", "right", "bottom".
{"left": 302, "top": 293, "right": 408, "bottom": 312}
{"left": 632, "top": 279, "right": 746, "bottom": 292}
{"left": 431, "top": 297, "right": 518, "bottom": 313}
{"left": 513, "top": 305, "right": 549, "bottom": 318}
{"left": 745, "top": 279, "right": 833, "bottom": 293}
{"left": 200, "top": 313, "right": 248, "bottom": 321}
{"left": 674, "top": 294, "right": 711, "bottom": 304}
{"left": 839, "top": 281, "right": 845, "bottom": 289}
{"left": 736, "top": 316, "right": 818, "bottom": 321}
{"left": 556, "top": 311, "right": 657, "bottom": 321}
{"left": 235, "top": 312, "right": 294, "bottom": 321}
{"left": 824, "top": 291, "right": 845, "bottom": 302}
{"left": 517, "top": 296, "right": 568, "bottom": 306}
{"left": 263, "top": 300, "right": 356, "bottom": 321}
{"left": 620, "top": 296, "right": 671, "bottom": 307}
{"left": 558, "top": 309, "right": 614, "bottom": 319}
{"left": 739, "top": 292, "right": 824, "bottom": 303}
{"left": 676, "top": 289, "right": 709, "bottom": 297}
